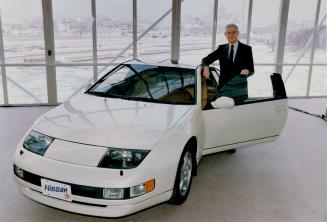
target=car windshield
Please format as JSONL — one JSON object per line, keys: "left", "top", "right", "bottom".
{"left": 87, "top": 64, "right": 196, "bottom": 105}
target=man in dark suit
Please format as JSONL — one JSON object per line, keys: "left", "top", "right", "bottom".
{"left": 201, "top": 23, "right": 254, "bottom": 97}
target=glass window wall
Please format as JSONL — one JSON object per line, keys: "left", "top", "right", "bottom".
{"left": 137, "top": 0, "right": 171, "bottom": 62}
{"left": 179, "top": 0, "right": 214, "bottom": 65}
{"left": 250, "top": 0, "right": 281, "bottom": 64}
{"left": 6, "top": 66, "right": 47, "bottom": 104}
{"left": 1, "top": 0, "right": 45, "bottom": 64}
{"left": 52, "top": 0, "right": 93, "bottom": 64}
{"left": 96, "top": 0, "right": 133, "bottom": 64}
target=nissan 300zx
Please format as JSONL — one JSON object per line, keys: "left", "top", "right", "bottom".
{"left": 13, "top": 62, "right": 288, "bottom": 217}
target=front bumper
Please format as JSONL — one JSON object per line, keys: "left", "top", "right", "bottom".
{"left": 13, "top": 147, "right": 176, "bottom": 217}
{"left": 17, "top": 181, "right": 172, "bottom": 217}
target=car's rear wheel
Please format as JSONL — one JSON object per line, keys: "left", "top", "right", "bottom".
{"left": 169, "top": 146, "right": 194, "bottom": 205}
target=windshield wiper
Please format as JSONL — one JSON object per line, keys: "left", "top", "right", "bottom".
{"left": 123, "top": 96, "right": 192, "bottom": 105}
{"left": 123, "top": 96, "right": 155, "bottom": 102}
{"left": 89, "top": 93, "right": 155, "bottom": 102}
{"left": 87, "top": 91, "right": 125, "bottom": 99}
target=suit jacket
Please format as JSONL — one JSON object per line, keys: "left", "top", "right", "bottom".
{"left": 201, "top": 41, "right": 254, "bottom": 88}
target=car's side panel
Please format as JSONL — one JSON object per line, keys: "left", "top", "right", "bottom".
{"left": 202, "top": 99, "right": 288, "bottom": 153}
{"left": 143, "top": 106, "right": 202, "bottom": 191}
{"left": 202, "top": 136, "right": 279, "bottom": 156}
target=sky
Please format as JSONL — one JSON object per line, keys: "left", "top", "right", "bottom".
{"left": 0, "top": 0, "right": 325, "bottom": 24}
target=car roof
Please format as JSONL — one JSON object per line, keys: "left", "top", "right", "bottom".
{"left": 125, "top": 60, "right": 196, "bottom": 70}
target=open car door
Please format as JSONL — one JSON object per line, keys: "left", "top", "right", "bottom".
{"left": 200, "top": 68, "right": 288, "bottom": 155}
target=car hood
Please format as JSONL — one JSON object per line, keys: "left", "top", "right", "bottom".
{"left": 33, "top": 94, "right": 192, "bottom": 149}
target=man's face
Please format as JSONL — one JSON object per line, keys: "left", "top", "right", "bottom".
{"left": 224, "top": 26, "right": 239, "bottom": 44}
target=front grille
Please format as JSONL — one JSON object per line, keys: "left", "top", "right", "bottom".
{"left": 14, "top": 165, "right": 104, "bottom": 199}
{"left": 73, "top": 184, "right": 103, "bottom": 199}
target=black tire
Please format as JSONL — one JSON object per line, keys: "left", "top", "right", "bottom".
{"left": 169, "top": 146, "right": 194, "bottom": 205}
{"left": 228, "top": 149, "right": 236, "bottom": 154}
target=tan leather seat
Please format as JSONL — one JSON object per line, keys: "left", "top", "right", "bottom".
{"left": 161, "top": 89, "right": 192, "bottom": 103}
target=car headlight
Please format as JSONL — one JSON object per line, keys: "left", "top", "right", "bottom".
{"left": 23, "top": 130, "right": 54, "bottom": 156}
{"left": 98, "top": 148, "right": 150, "bottom": 169}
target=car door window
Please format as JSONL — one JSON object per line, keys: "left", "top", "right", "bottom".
{"left": 202, "top": 70, "right": 287, "bottom": 109}
{"left": 215, "top": 75, "right": 249, "bottom": 104}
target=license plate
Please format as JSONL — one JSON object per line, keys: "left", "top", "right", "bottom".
{"left": 41, "top": 179, "right": 72, "bottom": 202}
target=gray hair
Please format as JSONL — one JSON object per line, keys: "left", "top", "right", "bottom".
{"left": 225, "top": 23, "right": 239, "bottom": 30}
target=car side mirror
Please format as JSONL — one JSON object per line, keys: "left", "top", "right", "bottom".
{"left": 210, "top": 96, "right": 235, "bottom": 109}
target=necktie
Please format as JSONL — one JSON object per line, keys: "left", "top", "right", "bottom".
{"left": 229, "top": 44, "right": 234, "bottom": 64}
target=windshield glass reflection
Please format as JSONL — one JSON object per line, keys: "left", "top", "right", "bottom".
{"left": 87, "top": 64, "right": 196, "bottom": 105}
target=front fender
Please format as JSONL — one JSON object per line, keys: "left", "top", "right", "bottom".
{"left": 138, "top": 107, "right": 203, "bottom": 193}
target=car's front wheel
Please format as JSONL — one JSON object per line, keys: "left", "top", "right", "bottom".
{"left": 169, "top": 146, "right": 194, "bottom": 205}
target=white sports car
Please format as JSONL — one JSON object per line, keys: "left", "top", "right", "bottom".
{"left": 13, "top": 62, "right": 288, "bottom": 217}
